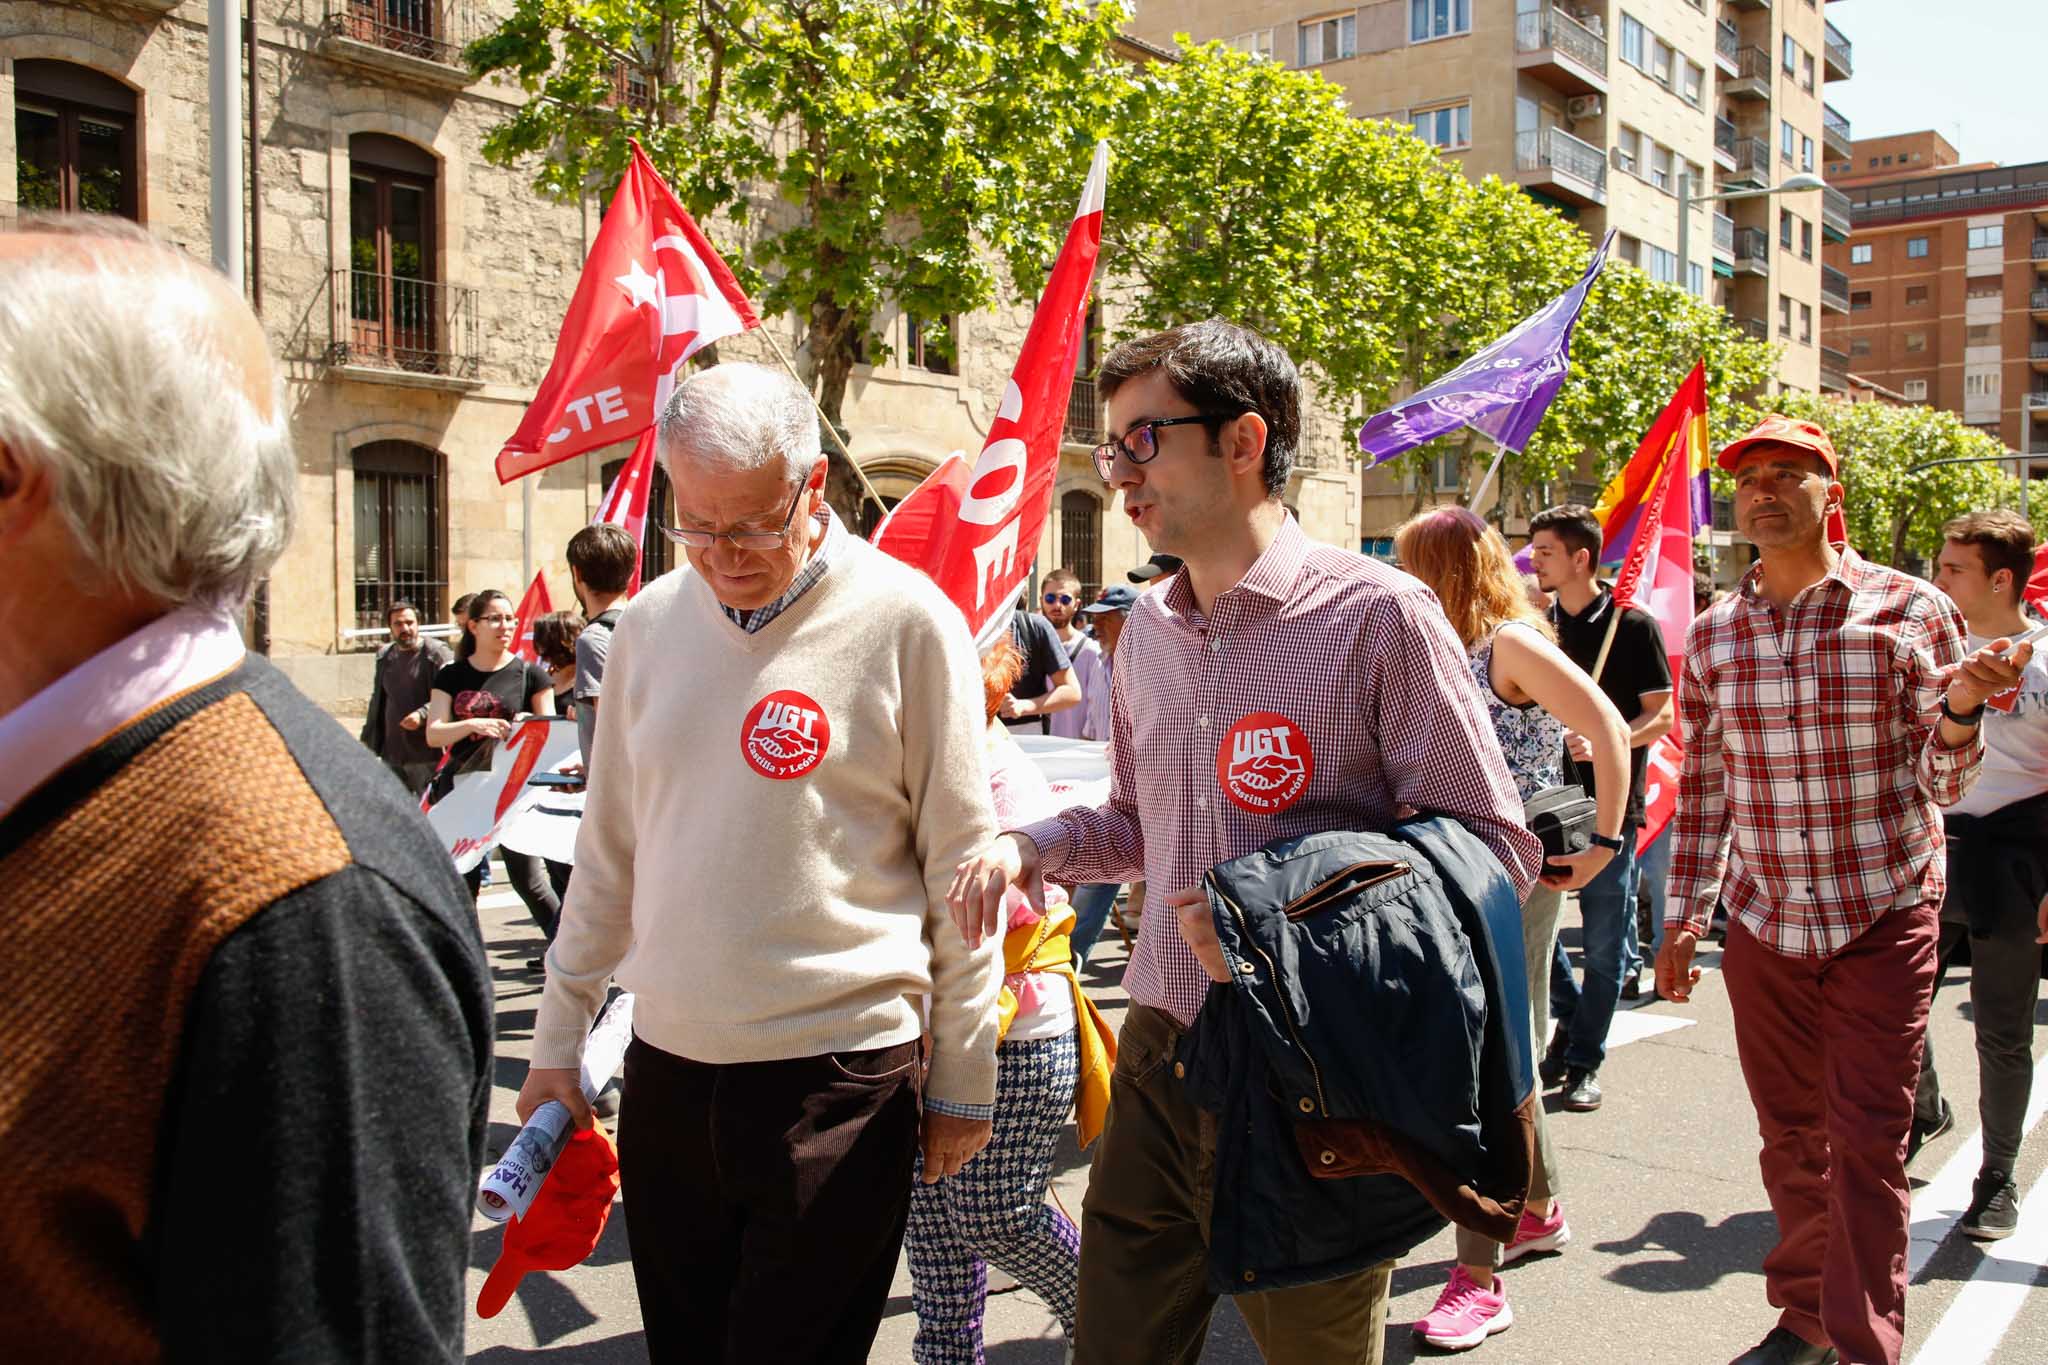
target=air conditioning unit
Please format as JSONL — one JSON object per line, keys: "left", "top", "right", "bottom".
{"left": 1567, "top": 95, "right": 1604, "bottom": 122}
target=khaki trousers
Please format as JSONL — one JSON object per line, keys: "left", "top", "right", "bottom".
{"left": 1073, "top": 1004, "right": 1392, "bottom": 1365}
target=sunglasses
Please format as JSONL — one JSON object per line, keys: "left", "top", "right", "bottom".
{"left": 1044, "top": 592, "right": 1075, "bottom": 606}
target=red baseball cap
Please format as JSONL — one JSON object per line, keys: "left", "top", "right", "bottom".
{"left": 1716, "top": 414, "right": 1840, "bottom": 476}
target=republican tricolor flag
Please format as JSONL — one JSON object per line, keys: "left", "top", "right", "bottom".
{"left": 871, "top": 142, "right": 1109, "bottom": 649}
{"left": 498, "top": 143, "right": 759, "bottom": 484}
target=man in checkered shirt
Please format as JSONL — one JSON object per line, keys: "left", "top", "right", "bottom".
{"left": 1655, "top": 415, "right": 2032, "bottom": 1365}
{"left": 949, "top": 320, "right": 1542, "bottom": 1365}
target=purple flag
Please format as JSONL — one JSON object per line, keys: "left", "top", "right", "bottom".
{"left": 1358, "top": 232, "right": 1612, "bottom": 466}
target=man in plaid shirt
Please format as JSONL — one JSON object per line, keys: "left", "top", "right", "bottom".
{"left": 949, "top": 321, "right": 1541, "bottom": 1365}
{"left": 1655, "top": 415, "right": 2033, "bottom": 1365}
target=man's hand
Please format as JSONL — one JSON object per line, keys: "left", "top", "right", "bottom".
{"left": 2036, "top": 891, "right": 2048, "bottom": 946}
{"left": 997, "top": 693, "right": 1033, "bottom": 720}
{"left": 1946, "top": 637, "right": 2035, "bottom": 713}
{"left": 1165, "top": 886, "right": 1231, "bottom": 983}
{"left": 398, "top": 706, "right": 426, "bottom": 732}
{"left": 920, "top": 1110, "right": 992, "bottom": 1183}
{"left": 1539, "top": 844, "right": 1615, "bottom": 892}
{"left": 947, "top": 833, "right": 1041, "bottom": 949}
{"left": 1562, "top": 729, "right": 1594, "bottom": 763}
{"left": 515, "top": 1065, "right": 593, "bottom": 1131}
{"left": 1655, "top": 929, "right": 1702, "bottom": 1004}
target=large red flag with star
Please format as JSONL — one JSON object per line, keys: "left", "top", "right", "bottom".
{"left": 497, "top": 142, "right": 759, "bottom": 483}
{"left": 870, "top": 141, "right": 1107, "bottom": 650}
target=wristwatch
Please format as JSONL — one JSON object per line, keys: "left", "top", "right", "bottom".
{"left": 1589, "top": 832, "right": 1625, "bottom": 852}
{"left": 1940, "top": 696, "right": 1985, "bottom": 726}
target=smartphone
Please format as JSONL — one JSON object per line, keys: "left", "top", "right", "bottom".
{"left": 527, "top": 772, "right": 583, "bottom": 788}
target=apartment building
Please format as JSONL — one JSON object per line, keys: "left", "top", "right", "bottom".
{"left": 3, "top": 2, "right": 1361, "bottom": 707}
{"left": 1823, "top": 133, "right": 2048, "bottom": 471}
{"left": 1129, "top": 0, "right": 1853, "bottom": 543}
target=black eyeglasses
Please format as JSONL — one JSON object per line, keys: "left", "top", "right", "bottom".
{"left": 1044, "top": 592, "right": 1075, "bottom": 606}
{"left": 1091, "top": 414, "right": 1238, "bottom": 482}
{"left": 658, "top": 478, "right": 808, "bottom": 551}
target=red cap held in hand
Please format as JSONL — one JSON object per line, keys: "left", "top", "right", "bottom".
{"left": 476, "top": 1123, "right": 622, "bottom": 1319}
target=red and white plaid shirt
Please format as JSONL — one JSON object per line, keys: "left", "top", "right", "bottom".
{"left": 1668, "top": 549, "right": 1984, "bottom": 959}
{"left": 1016, "top": 518, "right": 1542, "bottom": 1026}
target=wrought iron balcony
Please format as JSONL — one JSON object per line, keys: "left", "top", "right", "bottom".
{"left": 1715, "top": 21, "right": 1739, "bottom": 73}
{"left": 1732, "top": 226, "right": 1769, "bottom": 276}
{"left": 1714, "top": 116, "right": 1738, "bottom": 167}
{"left": 1724, "top": 45, "right": 1772, "bottom": 99}
{"left": 1823, "top": 104, "right": 1851, "bottom": 160}
{"left": 327, "top": 269, "right": 481, "bottom": 387}
{"left": 1823, "top": 19, "right": 1853, "bottom": 81}
{"left": 1064, "top": 376, "right": 1105, "bottom": 446}
{"left": 1726, "top": 135, "right": 1772, "bottom": 187}
{"left": 2032, "top": 340, "right": 2048, "bottom": 363}
{"left": 2034, "top": 237, "right": 2048, "bottom": 262}
{"left": 1734, "top": 315, "right": 1769, "bottom": 342}
{"left": 2032, "top": 288, "right": 2048, "bottom": 314}
{"left": 1713, "top": 211, "right": 1736, "bottom": 259}
{"left": 1821, "top": 264, "right": 1850, "bottom": 313}
{"left": 1514, "top": 6, "right": 1608, "bottom": 95}
{"left": 320, "top": 1, "right": 479, "bottom": 88}
{"left": 1515, "top": 126, "right": 1607, "bottom": 207}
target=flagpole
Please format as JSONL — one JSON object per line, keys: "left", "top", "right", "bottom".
{"left": 756, "top": 328, "right": 889, "bottom": 519}
{"left": 1471, "top": 444, "right": 1512, "bottom": 515}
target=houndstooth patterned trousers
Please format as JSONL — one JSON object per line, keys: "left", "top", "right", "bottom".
{"left": 907, "top": 1030, "right": 1082, "bottom": 1364}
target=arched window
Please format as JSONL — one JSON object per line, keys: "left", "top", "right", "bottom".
{"left": 1060, "top": 489, "right": 1103, "bottom": 600}
{"left": 599, "top": 455, "right": 675, "bottom": 584}
{"left": 13, "top": 61, "right": 138, "bottom": 219}
{"left": 347, "top": 134, "right": 438, "bottom": 371}
{"left": 353, "top": 441, "right": 444, "bottom": 630}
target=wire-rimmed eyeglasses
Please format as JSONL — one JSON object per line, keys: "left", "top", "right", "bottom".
{"left": 657, "top": 478, "right": 809, "bottom": 551}
{"left": 1090, "top": 414, "right": 1238, "bottom": 482}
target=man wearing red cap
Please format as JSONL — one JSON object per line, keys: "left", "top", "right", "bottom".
{"left": 1657, "top": 415, "right": 2033, "bottom": 1365}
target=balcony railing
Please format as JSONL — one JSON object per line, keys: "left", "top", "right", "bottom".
{"left": 2025, "top": 391, "right": 2048, "bottom": 411}
{"left": 1715, "top": 20, "right": 1739, "bottom": 68}
{"left": 1728, "top": 135, "right": 1771, "bottom": 185}
{"left": 1820, "top": 264, "right": 1850, "bottom": 311}
{"left": 2034, "top": 238, "right": 2048, "bottom": 261}
{"left": 1516, "top": 126, "right": 1608, "bottom": 203}
{"left": 1714, "top": 115, "right": 1737, "bottom": 160}
{"left": 1732, "top": 226, "right": 1769, "bottom": 274}
{"left": 1820, "top": 345, "right": 1849, "bottom": 391}
{"left": 1726, "top": 45, "right": 1772, "bottom": 96}
{"left": 329, "top": 269, "right": 480, "bottom": 381}
{"left": 1713, "top": 211, "right": 1735, "bottom": 256}
{"left": 322, "top": 1, "right": 477, "bottom": 70}
{"left": 1735, "top": 316, "right": 1769, "bottom": 342}
{"left": 1823, "top": 104, "right": 1851, "bottom": 149}
{"left": 1514, "top": 6, "right": 1608, "bottom": 76}
{"left": 1823, "top": 19, "right": 1853, "bottom": 80}
{"left": 1064, "top": 376, "right": 1105, "bottom": 445}
{"left": 2033, "top": 341, "right": 2048, "bottom": 362}
{"left": 1821, "top": 184, "right": 1852, "bottom": 242}
{"left": 1845, "top": 161, "right": 2048, "bottom": 228}
{"left": 2033, "top": 288, "right": 2048, "bottom": 311}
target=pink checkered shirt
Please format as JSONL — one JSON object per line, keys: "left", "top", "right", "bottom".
{"left": 1667, "top": 549, "right": 1984, "bottom": 959}
{"left": 1015, "top": 518, "right": 1543, "bottom": 1026}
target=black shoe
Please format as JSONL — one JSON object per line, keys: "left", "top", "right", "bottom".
{"left": 1729, "top": 1326, "right": 1838, "bottom": 1364}
{"left": 1961, "top": 1169, "right": 2019, "bottom": 1240}
{"left": 1561, "top": 1068, "right": 1603, "bottom": 1112}
{"left": 1538, "top": 1025, "right": 1570, "bottom": 1089}
{"left": 525, "top": 957, "right": 547, "bottom": 974}
{"left": 1906, "top": 1097, "right": 1953, "bottom": 1166}
{"left": 1620, "top": 973, "right": 1642, "bottom": 1001}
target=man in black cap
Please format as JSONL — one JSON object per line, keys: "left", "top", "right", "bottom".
{"left": 1127, "top": 554, "right": 1183, "bottom": 586}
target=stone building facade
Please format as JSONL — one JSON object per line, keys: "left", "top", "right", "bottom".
{"left": 2, "top": 0, "right": 1364, "bottom": 709}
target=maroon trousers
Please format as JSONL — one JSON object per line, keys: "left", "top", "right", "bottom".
{"left": 1721, "top": 903, "right": 1939, "bottom": 1365}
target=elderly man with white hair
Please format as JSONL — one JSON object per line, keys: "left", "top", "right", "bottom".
{"left": 0, "top": 219, "right": 492, "bottom": 1361}
{"left": 518, "top": 361, "right": 1001, "bottom": 1363}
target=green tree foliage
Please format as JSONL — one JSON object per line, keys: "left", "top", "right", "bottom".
{"left": 467, "top": 0, "right": 1126, "bottom": 506}
{"left": 1760, "top": 392, "right": 2022, "bottom": 568}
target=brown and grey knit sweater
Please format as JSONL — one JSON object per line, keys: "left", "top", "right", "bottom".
{"left": 0, "top": 657, "right": 492, "bottom": 1362}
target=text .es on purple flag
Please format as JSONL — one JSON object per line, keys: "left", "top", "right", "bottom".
{"left": 1357, "top": 232, "right": 1613, "bottom": 466}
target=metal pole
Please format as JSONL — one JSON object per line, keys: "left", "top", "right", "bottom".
{"left": 522, "top": 478, "right": 534, "bottom": 586}
{"left": 208, "top": 0, "right": 243, "bottom": 287}
{"left": 1675, "top": 172, "right": 1691, "bottom": 299}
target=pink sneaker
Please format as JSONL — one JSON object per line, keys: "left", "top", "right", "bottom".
{"left": 1500, "top": 1198, "right": 1571, "bottom": 1265}
{"left": 1412, "top": 1265, "right": 1513, "bottom": 1351}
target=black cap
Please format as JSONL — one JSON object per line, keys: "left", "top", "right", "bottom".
{"left": 1127, "top": 554, "right": 1184, "bottom": 585}
{"left": 1082, "top": 585, "right": 1138, "bottom": 613}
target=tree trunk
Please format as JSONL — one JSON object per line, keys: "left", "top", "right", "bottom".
{"left": 1890, "top": 509, "right": 1913, "bottom": 570}
{"left": 806, "top": 295, "right": 868, "bottom": 528}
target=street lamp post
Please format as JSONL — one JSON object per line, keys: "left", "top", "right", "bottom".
{"left": 1676, "top": 170, "right": 1828, "bottom": 304}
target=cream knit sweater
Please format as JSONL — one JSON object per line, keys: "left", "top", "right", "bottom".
{"left": 532, "top": 536, "right": 1003, "bottom": 1107}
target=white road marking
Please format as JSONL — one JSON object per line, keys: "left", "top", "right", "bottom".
{"left": 1604, "top": 1011, "right": 1699, "bottom": 1049}
{"left": 1909, "top": 1162, "right": 2048, "bottom": 1365}
{"left": 477, "top": 889, "right": 527, "bottom": 913}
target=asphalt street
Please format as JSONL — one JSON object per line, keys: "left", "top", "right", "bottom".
{"left": 465, "top": 875, "right": 2048, "bottom": 1364}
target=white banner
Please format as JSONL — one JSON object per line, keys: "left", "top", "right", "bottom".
{"left": 1013, "top": 733, "right": 1111, "bottom": 809}
{"left": 425, "top": 717, "right": 583, "bottom": 874}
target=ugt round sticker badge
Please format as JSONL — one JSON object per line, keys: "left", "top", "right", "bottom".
{"left": 740, "top": 690, "right": 831, "bottom": 780}
{"left": 1217, "top": 711, "right": 1314, "bottom": 814}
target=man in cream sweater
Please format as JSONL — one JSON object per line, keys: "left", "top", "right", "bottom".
{"left": 517, "top": 364, "right": 1002, "bottom": 1363}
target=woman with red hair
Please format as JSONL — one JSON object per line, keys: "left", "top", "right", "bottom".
{"left": 1395, "top": 505, "right": 1632, "bottom": 1353}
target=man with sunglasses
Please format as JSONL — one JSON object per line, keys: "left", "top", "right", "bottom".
{"left": 1044, "top": 568, "right": 1106, "bottom": 741}
{"left": 1004, "top": 602, "right": 1081, "bottom": 733}
{"left": 948, "top": 320, "right": 1541, "bottom": 1365}
{"left": 518, "top": 363, "right": 1002, "bottom": 1364}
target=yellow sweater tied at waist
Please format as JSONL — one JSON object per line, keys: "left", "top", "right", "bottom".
{"left": 994, "top": 902, "right": 1117, "bottom": 1148}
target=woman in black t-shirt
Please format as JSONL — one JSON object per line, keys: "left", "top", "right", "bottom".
{"left": 424, "top": 590, "right": 559, "bottom": 941}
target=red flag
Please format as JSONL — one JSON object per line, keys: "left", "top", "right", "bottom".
{"left": 870, "top": 143, "right": 1108, "bottom": 649}
{"left": 511, "top": 570, "right": 554, "bottom": 664}
{"left": 498, "top": 143, "right": 759, "bottom": 483}
{"left": 594, "top": 428, "right": 659, "bottom": 596}
{"left": 2029, "top": 545, "right": 2048, "bottom": 612}
{"left": 1610, "top": 364, "right": 1707, "bottom": 847}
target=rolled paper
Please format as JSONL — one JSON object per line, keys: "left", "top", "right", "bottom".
{"left": 477, "top": 1100, "right": 573, "bottom": 1223}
